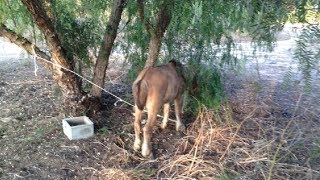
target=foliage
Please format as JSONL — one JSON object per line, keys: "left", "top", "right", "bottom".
{"left": 0, "top": 0, "right": 33, "bottom": 35}
{"left": 310, "top": 140, "right": 320, "bottom": 164}
{"left": 0, "top": 0, "right": 111, "bottom": 65}
{"left": 186, "top": 64, "right": 224, "bottom": 110}
{"left": 124, "top": 11, "right": 149, "bottom": 81}
{"left": 1, "top": 0, "right": 320, "bottom": 109}
{"left": 124, "top": 1, "right": 272, "bottom": 109}
{"left": 294, "top": 24, "right": 320, "bottom": 90}
{"left": 51, "top": 0, "right": 110, "bottom": 65}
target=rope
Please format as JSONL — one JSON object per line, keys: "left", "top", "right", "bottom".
{"left": 33, "top": 54, "right": 38, "bottom": 76}
{"left": 31, "top": 46, "right": 176, "bottom": 122}
{"left": 32, "top": 45, "right": 38, "bottom": 76}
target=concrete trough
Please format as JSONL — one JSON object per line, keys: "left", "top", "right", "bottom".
{"left": 62, "top": 116, "right": 94, "bottom": 140}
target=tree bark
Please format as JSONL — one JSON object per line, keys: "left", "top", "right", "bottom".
{"left": 21, "top": 0, "right": 86, "bottom": 116}
{"left": 144, "top": 36, "right": 162, "bottom": 67}
{"left": 138, "top": 0, "right": 173, "bottom": 68}
{"left": 91, "top": 0, "right": 127, "bottom": 98}
{"left": 0, "top": 23, "right": 52, "bottom": 71}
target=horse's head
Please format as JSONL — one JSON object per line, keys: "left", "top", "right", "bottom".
{"left": 169, "top": 59, "right": 198, "bottom": 96}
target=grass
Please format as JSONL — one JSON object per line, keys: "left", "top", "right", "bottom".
{"left": 216, "top": 171, "right": 237, "bottom": 180}
{"left": 252, "top": 81, "right": 262, "bottom": 93}
{"left": 16, "top": 118, "right": 60, "bottom": 145}
{"left": 3, "top": 56, "right": 320, "bottom": 179}
{"left": 310, "top": 140, "right": 320, "bottom": 164}
{"left": 97, "top": 127, "right": 110, "bottom": 134}
{"left": 95, "top": 93, "right": 320, "bottom": 179}
{"left": 0, "top": 126, "right": 7, "bottom": 140}
{"left": 17, "top": 130, "right": 44, "bottom": 146}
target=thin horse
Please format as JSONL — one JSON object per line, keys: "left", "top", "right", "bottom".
{"left": 132, "top": 60, "right": 186, "bottom": 158}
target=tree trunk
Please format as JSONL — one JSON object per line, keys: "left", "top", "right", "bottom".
{"left": 144, "top": 36, "right": 162, "bottom": 67}
{"left": 138, "top": 0, "right": 173, "bottom": 68}
{"left": 21, "top": 0, "right": 86, "bottom": 116}
{"left": 91, "top": 0, "right": 127, "bottom": 98}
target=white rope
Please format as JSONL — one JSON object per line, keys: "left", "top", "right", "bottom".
{"left": 31, "top": 46, "right": 176, "bottom": 122}
{"left": 31, "top": 44, "right": 38, "bottom": 76}
{"left": 33, "top": 55, "right": 38, "bottom": 76}
{"left": 32, "top": 51, "right": 132, "bottom": 106}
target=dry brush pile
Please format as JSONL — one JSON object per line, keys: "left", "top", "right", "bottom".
{"left": 96, "top": 94, "right": 320, "bottom": 179}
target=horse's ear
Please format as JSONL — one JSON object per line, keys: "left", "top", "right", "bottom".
{"left": 190, "top": 75, "right": 199, "bottom": 96}
{"left": 169, "top": 59, "right": 177, "bottom": 66}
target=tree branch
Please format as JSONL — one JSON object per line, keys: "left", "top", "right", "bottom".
{"left": 137, "top": 0, "right": 151, "bottom": 34}
{"left": 154, "top": 1, "right": 172, "bottom": 37}
{"left": 21, "top": 0, "right": 73, "bottom": 69}
{"left": 91, "top": 0, "right": 128, "bottom": 97}
{"left": 0, "top": 23, "right": 53, "bottom": 71}
{"left": 143, "top": 0, "right": 173, "bottom": 68}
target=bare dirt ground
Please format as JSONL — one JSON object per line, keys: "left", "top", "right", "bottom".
{"left": 0, "top": 52, "right": 189, "bottom": 179}
{"left": 1, "top": 29, "right": 320, "bottom": 179}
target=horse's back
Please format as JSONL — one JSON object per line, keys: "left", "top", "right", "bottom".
{"left": 133, "top": 63, "right": 185, "bottom": 109}
{"left": 144, "top": 65, "right": 182, "bottom": 103}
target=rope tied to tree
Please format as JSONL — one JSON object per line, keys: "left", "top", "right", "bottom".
{"left": 30, "top": 45, "right": 176, "bottom": 123}
{"left": 31, "top": 44, "right": 38, "bottom": 76}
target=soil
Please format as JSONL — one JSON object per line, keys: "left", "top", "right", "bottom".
{"left": 0, "top": 48, "right": 188, "bottom": 179}
{"left": 1, "top": 28, "right": 320, "bottom": 179}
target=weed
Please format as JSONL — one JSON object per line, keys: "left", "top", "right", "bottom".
{"left": 0, "top": 126, "right": 6, "bottom": 137}
{"left": 17, "top": 120, "right": 58, "bottom": 145}
{"left": 216, "top": 171, "right": 236, "bottom": 180}
{"left": 18, "top": 127, "right": 45, "bottom": 145}
{"left": 183, "top": 63, "right": 224, "bottom": 115}
{"left": 126, "top": 52, "right": 146, "bottom": 83}
{"left": 252, "top": 81, "right": 262, "bottom": 93}
{"left": 131, "top": 166, "right": 157, "bottom": 179}
{"left": 53, "top": 85, "right": 61, "bottom": 98}
{"left": 97, "top": 127, "right": 109, "bottom": 134}
{"left": 310, "top": 140, "right": 320, "bottom": 164}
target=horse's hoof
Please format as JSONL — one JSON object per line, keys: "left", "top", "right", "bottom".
{"left": 134, "top": 145, "right": 140, "bottom": 152}
{"left": 161, "top": 123, "right": 167, "bottom": 129}
{"left": 177, "top": 124, "right": 186, "bottom": 133}
{"left": 133, "top": 139, "right": 141, "bottom": 151}
{"left": 142, "top": 150, "right": 155, "bottom": 159}
{"left": 141, "top": 143, "right": 151, "bottom": 157}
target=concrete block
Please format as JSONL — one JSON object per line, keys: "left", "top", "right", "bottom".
{"left": 62, "top": 116, "right": 94, "bottom": 140}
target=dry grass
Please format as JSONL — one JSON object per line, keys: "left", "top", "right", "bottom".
{"left": 98, "top": 95, "right": 320, "bottom": 179}
{"left": 96, "top": 168, "right": 131, "bottom": 180}
{"left": 91, "top": 66, "right": 320, "bottom": 179}
{"left": 156, "top": 94, "right": 320, "bottom": 179}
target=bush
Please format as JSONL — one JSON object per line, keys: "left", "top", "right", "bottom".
{"left": 183, "top": 63, "right": 224, "bottom": 113}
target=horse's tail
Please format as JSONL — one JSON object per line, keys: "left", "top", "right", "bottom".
{"left": 132, "top": 68, "right": 148, "bottom": 110}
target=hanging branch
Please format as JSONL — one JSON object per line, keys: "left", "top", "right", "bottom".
{"left": 137, "top": 0, "right": 152, "bottom": 34}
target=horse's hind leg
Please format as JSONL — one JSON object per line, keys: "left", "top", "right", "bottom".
{"left": 142, "top": 100, "right": 159, "bottom": 158}
{"left": 161, "top": 103, "right": 170, "bottom": 129}
{"left": 134, "top": 105, "right": 142, "bottom": 151}
{"left": 174, "top": 96, "right": 186, "bottom": 132}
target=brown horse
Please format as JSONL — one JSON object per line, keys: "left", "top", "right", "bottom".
{"left": 132, "top": 60, "right": 186, "bottom": 158}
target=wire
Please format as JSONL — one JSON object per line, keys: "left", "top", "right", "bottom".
{"left": 31, "top": 45, "right": 176, "bottom": 122}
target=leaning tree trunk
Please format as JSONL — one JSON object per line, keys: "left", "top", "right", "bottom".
{"left": 138, "top": 0, "right": 172, "bottom": 68}
{"left": 144, "top": 34, "right": 163, "bottom": 67}
{"left": 91, "top": 0, "right": 127, "bottom": 98}
{"left": 21, "top": 0, "right": 86, "bottom": 116}
{"left": 0, "top": 23, "right": 52, "bottom": 71}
